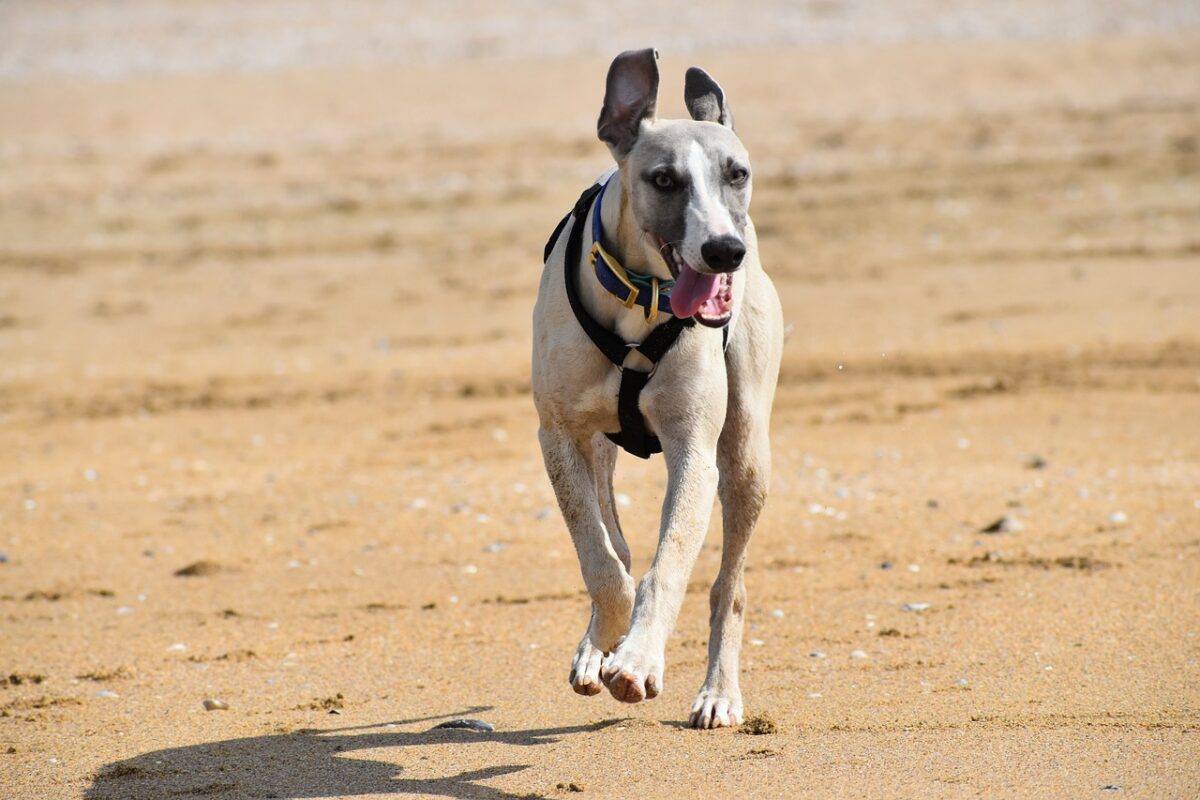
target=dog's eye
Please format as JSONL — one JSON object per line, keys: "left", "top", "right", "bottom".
{"left": 653, "top": 172, "right": 677, "bottom": 190}
{"left": 729, "top": 168, "right": 750, "bottom": 186}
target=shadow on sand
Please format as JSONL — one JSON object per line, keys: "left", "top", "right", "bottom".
{"left": 85, "top": 706, "right": 609, "bottom": 799}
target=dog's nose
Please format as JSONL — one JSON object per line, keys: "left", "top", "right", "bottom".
{"left": 700, "top": 235, "right": 746, "bottom": 272}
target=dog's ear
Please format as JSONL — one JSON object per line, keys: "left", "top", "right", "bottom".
{"left": 684, "top": 66, "right": 733, "bottom": 129}
{"left": 597, "top": 48, "right": 660, "bottom": 156}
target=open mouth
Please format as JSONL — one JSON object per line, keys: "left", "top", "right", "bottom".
{"left": 659, "top": 241, "right": 735, "bottom": 328}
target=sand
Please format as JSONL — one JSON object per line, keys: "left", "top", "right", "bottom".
{"left": 2, "top": 3, "right": 1199, "bottom": 798}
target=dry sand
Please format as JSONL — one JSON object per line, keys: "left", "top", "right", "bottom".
{"left": 2, "top": 3, "right": 1199, "bottom": 798}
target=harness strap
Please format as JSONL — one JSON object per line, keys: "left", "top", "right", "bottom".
{"left": 546, "top": 181, "right": 694, "bottom": 459}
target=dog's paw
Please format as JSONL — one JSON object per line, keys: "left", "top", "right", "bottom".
{"left": 568, "top": 633, "right": 606, "bottom": 696}
{"left": 688, "top": 688, "right": 743, "bottom": 729}
{"left": 599, "top": 642, "right": 663, "bottom": 703}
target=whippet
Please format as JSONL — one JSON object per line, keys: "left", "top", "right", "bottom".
{"left": 532, "top": 48, "right": 783, "bottom": 728}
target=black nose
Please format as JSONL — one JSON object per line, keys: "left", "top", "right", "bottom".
{"left": 700, "top": 235, "right": 746, "bottom": 272}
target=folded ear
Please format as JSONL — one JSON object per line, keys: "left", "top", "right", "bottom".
{"left": 597, "top": 48, "right": 660, "bottom": 156}
{"left": 684, "top": 66, "right": 733, "bottom": 129}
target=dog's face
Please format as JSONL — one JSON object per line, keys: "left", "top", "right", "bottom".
{"left": 598, "top": 49, "right": 750, "bottom": 327}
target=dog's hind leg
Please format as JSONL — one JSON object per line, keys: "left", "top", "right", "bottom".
{"left": 592, "top": 434, "right": 632, "bottom": 573}
{"left": 539, "top": 427, "right": 636, "bottom": 696}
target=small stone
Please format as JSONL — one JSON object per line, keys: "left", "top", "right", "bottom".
{"left": 167, "top": 643, "right": 187, "bottom": 652}
{"left": 174, "top": 560, "right": 223, "bottom": 578}
{"left": 907, "top": 564, "right": 920, "bottom": 573}
{"left": 1025, "top": 455, "right": 1048, "bottom": 470}
{"left": 1100, "top": 786, "right": 1120, "bottom": 791}
{"left": 556, "top": 782, "right": 585, "bottom": 793}
{"left": 926, "top": 499, "right": 940, "bottom": 509}
{"left": 849, "top": 649, "right": 869, "bottom": 659}
{"left": 807, "top": 692, "right": 823, "bottom": 699}
{"left": 0, "top": 552, "right": 8, "bottom": 564}
{"left": 902, "top": 602, "right": 931, "bottom": 612}
{"left": 115, "top": 606, "right": 134, "bottom": 616}
{"left": 1107, "top": 511, "right": 1128, "bottom": 527}
{"left": 95, "top": 690, "right": 119, "bottom": 698}
{"left": 202, "top": 698, "right": 229, "bottom": 711}
{"left": 880, "top": 560, "right": 893, "bottom": 570}
{"left": 749, "top": 638, "right": 765, "bottom": 647}
{"left": 432, "top": 718, "right": 494, "bottom": 732}
{"left": 769, "top": 609, "right": 784, "bottom": 619}
{"left": 738, "top": 713, "right": 778, "bottom": 735}
{"left": 483, "top": 542, "right": 506, "bottom": 553}
{"left": 809, "top": 650, "right": 826, "bottom": 659}
{"left": 980, "top": 515, "right": 1024, "bottom": 534}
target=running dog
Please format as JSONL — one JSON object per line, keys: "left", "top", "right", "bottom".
{"left": 532, "top": 48, "right": 783, "bottom": 728}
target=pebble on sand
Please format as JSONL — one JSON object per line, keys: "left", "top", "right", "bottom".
{"left": 738, "top": 713, "right": 778, "bottom": 735}
{"left": 902, "top": 602, "right": 931, "bottom": 612}
{"left": 203, "top": 698, "right": 229, "bottom": 711}
{"left": 432, "top": 718, "right": 494, "bottom": 732}
{"left": 849, "top": 649, "right": 869, "bottom": 659}
{"left": 981, "top": 515, "right": 1024, "bottom": 534}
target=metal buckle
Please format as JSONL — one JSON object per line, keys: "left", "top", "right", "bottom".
{"left": 592, "top": 242, "right": 639, "bottom": 309}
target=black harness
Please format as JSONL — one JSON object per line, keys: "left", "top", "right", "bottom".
{"left": 543, "top": 182, "right": 694, "bottom": 459}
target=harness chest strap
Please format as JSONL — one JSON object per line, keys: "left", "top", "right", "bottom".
{"left": 545, "top": 182, "right": 692, "bottom": 459}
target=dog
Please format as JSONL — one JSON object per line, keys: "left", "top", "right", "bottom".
{"left": 532, "top": 48, "right": 783, "bottom": 729}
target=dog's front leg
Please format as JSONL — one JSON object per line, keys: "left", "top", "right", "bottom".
{"left": 601, "top": 442, "right": 720, "bottom": 704}
{"left": 538, "top": 426, "right": 636, "bottom": 696}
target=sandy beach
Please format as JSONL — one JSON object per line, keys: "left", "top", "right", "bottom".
{"left": 2, "top": 3, "right": 1199, "bottom": 797}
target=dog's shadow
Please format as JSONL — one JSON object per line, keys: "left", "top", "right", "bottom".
{"left": 85, "top": 706, "right": 601, "bottom": 800}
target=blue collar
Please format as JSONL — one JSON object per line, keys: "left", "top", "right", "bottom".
{"left": 589, "top": 177, "right": 676, "bottom": 322}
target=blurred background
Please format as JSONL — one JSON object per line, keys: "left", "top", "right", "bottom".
{"left": 2, "top": 2, "right": 1198, "bottom": 798}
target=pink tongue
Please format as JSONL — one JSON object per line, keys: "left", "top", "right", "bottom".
{"left": 670, "top": 264, "right": 721, "bottom": 319}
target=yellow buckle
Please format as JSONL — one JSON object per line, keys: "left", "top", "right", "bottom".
{"left": 647, "top": 278, "right": 660, "bottom": 324}
{"left": 591, "top": 242, "right": 639, "bottom": 309}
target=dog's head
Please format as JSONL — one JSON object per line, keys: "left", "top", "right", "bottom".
{"left": 598, "top": 48, "right": 750, "bottom": 327}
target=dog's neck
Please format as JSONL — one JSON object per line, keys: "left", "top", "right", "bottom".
{"left": 576, "top": 169, "right": 677, "bottom": 345}
{"left": 600, "top": 169, "right": 674, "bottom": 283}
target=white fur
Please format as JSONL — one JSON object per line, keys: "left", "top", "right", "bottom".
{"left": 532, "top": 79, "right": 783, "bottom": 730}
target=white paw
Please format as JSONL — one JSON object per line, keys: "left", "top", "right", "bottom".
{"left": 568, "top": 633, "right": 606, "bottom": 696}
{"left": 600, "top": 641, "right": 663, "bottom": 703}
{"left": 689, "top": 687, "right": 743, "bottom": 729}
